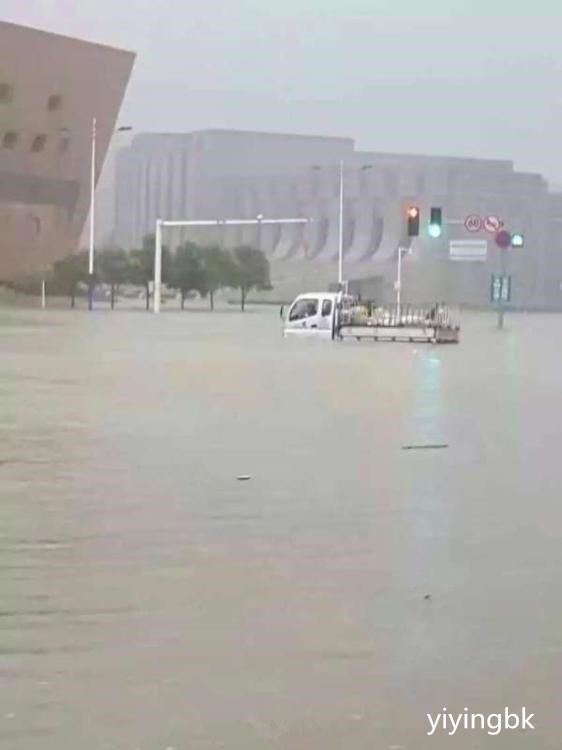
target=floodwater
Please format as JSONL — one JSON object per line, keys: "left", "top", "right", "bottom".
{"left": 1, "top": 304, "right": 561, "bottom": 749}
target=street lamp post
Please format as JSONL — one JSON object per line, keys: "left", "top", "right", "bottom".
{"left": 313, "top": 162, "right": 372, "bottom": 292}
{"left": 395, "top": 245, "right": 411, "bottom": 323}
{"left": 338, "top": 159, "right": 344, "bottom": 287}
{"left": 87, "top": 117, "right": 97, "bottom": 311}
{"left": 88, "top": 120, "right": 132, "bottom": 311}
{"left": 256, "top": 213, "right": 263, "bottom": 250}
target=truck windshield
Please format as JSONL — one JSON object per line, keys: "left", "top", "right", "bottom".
{"left": 289, "top": 298, "right": 318, "bottom": 320}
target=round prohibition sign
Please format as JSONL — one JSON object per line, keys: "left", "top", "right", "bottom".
{"left": 484, "top": 215, "right": 502, "bottom": 233}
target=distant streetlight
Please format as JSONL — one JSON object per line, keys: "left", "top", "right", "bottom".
{"left": 312, "top": 162, "right": 372, "bottom": 289}
{"left": 256, "top": 213, "right": 263, "bottom": 250}
{"left": 88, "top": 121, "right": 133, "bottom": 310}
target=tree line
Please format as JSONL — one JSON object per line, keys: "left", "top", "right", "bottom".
{"left": 5, "top": 235, "right": 272, "bottom": 311}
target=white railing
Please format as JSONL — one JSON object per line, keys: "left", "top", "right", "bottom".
{"left": 348, "top": 303, "right": 452, "bottom": 328}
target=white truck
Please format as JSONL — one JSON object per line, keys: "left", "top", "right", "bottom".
{"left": 282, "top": 292, "right": 460, "bottom": 344}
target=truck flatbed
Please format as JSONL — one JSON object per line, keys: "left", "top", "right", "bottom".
{"left": 338, "top": 323, "right": 460, "bottom": 344}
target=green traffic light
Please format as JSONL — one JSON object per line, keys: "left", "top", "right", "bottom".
{"left": 511, "top": 233, "right": 524, "bottom": 247}
{"left": 428, "top": 223, "right": 442, "bottom": 238}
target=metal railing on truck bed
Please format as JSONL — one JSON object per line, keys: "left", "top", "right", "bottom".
{"left": 337, "top": 303, "right": 460, "bottom": 344}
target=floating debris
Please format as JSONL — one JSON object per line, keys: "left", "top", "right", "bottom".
{"left": 402, "top": 444, "right": 449, "bottom": 451}
{"left": 236, "top": 475, "right": 252, "bottom": 481}
{"left": 424, "top": 594, "right": 432, "bottom": 601}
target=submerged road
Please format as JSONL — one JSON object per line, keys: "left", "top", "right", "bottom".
{"left": 0, "top": 305, "right": 560, "bottom": 749}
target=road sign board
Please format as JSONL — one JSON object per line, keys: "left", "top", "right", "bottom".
{"left": 495, "top": 229, "right": 512, "bottom": 248}
{"left": 464, "top": 214, "right": 482, "bottom": 233}
{"left": 502, "top": 277, "right": 511, "bottom": 302}
{"left": 484, "top": 215, "right": 502, "bottom": 233}
{"left": 491, "top": 274, "right": 511, "bottom": 303}
{"left": 450, "top": 240, "right": 487, "bottom": 262}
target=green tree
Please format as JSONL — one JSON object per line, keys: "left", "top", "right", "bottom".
{"left": 130, "top": 234, "right": 171, "bottom": 310}
{"left": 99, "top": 248, "right": 130, "bottom": 309}
{"left": 231, "top": 246, "right": 272, "bottom": 311}
{"left": 170, "top": 242, "right": 207, "bottom": 309}
{"left": 200, "top": 244, "right": 238, "bottom": 310}
{"left": 52, "top": 251, "right": 89, "bottom": 308}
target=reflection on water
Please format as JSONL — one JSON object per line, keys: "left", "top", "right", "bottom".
{"left": 1, "top": 307, "right": 562, "bottom": 749}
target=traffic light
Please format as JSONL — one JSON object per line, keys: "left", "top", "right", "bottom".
{"left": 428, "top": 207, "right": 443, "bottom": 238}
{"left": 511, "top": 233, "right": 524, "bottom": 247}
{"left": 407, "top": 206, "right": 420, "bottom": 237}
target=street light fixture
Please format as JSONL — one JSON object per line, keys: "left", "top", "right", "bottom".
{"left": 88, "top": 120, "right": 133, "bottom": 311}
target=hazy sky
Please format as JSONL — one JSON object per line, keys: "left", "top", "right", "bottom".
{"left": 4, "top": 0, "right": 562, "bottom": 183}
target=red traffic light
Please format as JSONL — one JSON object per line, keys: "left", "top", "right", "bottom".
{"left": 407, "top": 206, "right": 420, "bottom": 237}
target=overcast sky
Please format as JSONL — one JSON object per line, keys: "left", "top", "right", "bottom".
{"left": 4, "top": 0, "right": 562, "bottom": 183}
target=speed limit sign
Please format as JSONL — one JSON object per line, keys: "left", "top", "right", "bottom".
{"left": 464, "top": 214, "right": 482, "bottom": 233}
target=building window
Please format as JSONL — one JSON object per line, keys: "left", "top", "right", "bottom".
{"left": 31, "top": 134, "right": 48, "bottom": 153}
{"left": 2, "top": 131, "right": 18, "bottom": 149}
{"left": 47, "top": 94, "right": 62, "bottom": 111}
{"left": 0, "top": 83, "right": 13, "bottom": 103}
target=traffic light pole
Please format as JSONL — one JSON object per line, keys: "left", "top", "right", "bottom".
{"left": 395, "top": 246, "right": 408, "bottom": 323}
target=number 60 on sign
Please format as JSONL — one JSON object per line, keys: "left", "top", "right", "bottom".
{"left": 464, "top": 214, "right": 482, "bottom": 233}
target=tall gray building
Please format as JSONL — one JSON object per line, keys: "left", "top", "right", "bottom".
{"left": 114, "top": 129, "right": 562, "bottom": 308}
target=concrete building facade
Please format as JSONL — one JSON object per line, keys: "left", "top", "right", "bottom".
{"left": 115, "top": 129, "right": 562, "bottom": 308}
{"left": 0, "top": 21, "right": 135, "bottom": 279}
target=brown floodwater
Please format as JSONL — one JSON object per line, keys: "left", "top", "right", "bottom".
{"left": 1, "top": 304, "right": 561, "bottom": 749}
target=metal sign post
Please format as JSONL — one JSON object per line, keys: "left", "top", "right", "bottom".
{"left": 153, "top": 217, "right": 311, "bottom": 313}
{"left": 495, "top": 230, "right": 512, "bottom": 330}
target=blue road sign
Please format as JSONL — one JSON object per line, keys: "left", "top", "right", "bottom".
{"left": 491, "top": 274, "right": 511, "bottom": 303}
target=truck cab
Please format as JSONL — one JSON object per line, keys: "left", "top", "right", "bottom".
{"left": 282, "top": 292, "right": 353, "bottom": 339}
